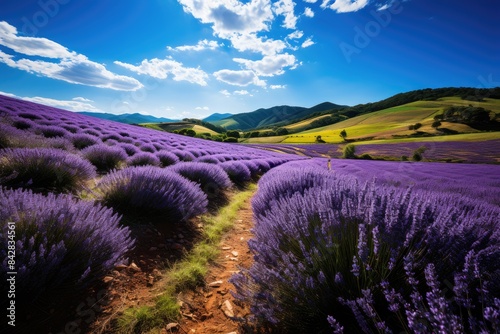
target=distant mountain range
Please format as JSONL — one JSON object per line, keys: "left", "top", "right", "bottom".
{"left": 211, "top": 102, "right": 347, "bottom": 130}
{"left": 202, "top": 113, "right": 233, "bottom": 122}
{"left": 77, "top": 112, "right": 178, "bottom": 124}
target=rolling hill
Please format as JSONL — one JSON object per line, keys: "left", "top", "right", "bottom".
{"left": 242, "top": 96, "right": 500, "bottom": 144}
{"left": 211, "top": 102, "right": 346, "bottom": 130}
{"left": 202, "top": 113, "right": 233, "bottom": 122}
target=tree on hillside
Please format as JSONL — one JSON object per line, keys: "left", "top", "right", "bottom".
{"left": 315, "top": 135, "right": 325, "bottom": 143}
{"left": 339, "top": 129, "right": 347, "bottom": 141}
{"left": 431, "top": 121, "right": 442, "bottom": 129}
{"left": 226, "top": 130, "right": 240, "bottom": 138}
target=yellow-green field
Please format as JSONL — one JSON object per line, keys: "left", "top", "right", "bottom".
{"left": 243, "top": 97, "right": 500, "bottom": 144}
{"left": 141, "top": 123, "right": 220, "bottom": 135}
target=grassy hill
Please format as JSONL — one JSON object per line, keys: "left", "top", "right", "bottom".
{"left": 241, "top": 97, "right": 500, "bottom": 144}
{"left": 141, "top": 122, "right": 221, "bottom": 135}
{"left": 212, "top": 102, "right": 345, "bottom": 130}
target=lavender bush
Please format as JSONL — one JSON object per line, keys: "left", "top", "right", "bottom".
{"left": 219, "top": 161, "right": 252, "bottom": 188}
{"left": 156, "top": 150, "right": 180, "bottom": 167}
{"left": 231, "top": 167, "right": 500, "bottom": 333}
{"left": 95, "top": 166, "right": 208, "bottom": 222}
{"left": 170, "top": 162, "right": 232, "bottom": 208}
{"left": 70, "top": 133, "right": 101, "bottom": 150}
{"left": 0, "top": 187, "right": 133, "bottom": 306}
{"left": 120, "top": 143, "right": 140, "bottom": 156}
{"left": 35, "top": 124, "right": 69, "bottom": 138}
{"left": 81, "top": 144, "right": 128, "bottom": 173}
{"left": 127, "top": 152, "right": 161, "bottom": 167}
{"left": 0, "top": 148, "right": 96, "bottom": 193}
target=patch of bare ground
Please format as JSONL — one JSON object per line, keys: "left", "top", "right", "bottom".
{"left": 79, "top": 189, "right": 255, "bottom": 334}
{"left": 176, "top": 195, "right": 255, "bottom": 334}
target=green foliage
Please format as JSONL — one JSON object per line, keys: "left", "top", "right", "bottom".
{"left": 275, "top": 127, "right": 289, "bottom": 136}
{"left": 315, "top": 135, "right": 325, "bottom": 143}
{"left": 431, "top": 121, "right": 442, "bottom": 128}
{"left": 339, "top": 129, "right": 347, "bottom": 141}
{"left": 342, "top": 144, "right": 356, "bottom": 159}
{"left": 223, "top": 137, "right": 238, "bottom": 142}
{"left": 359, "top": 153, "right": 373, "bottom": 160}
{"left": 226, "top": 130, "right": 240, "bottom": 138}
{"left": 443, "top": 106, "right": 493, "bottom": 124}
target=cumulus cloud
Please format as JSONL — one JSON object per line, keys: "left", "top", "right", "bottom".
{"left": 273, "top": 0, "right": 298, "bottom": 29}
{"left": 270, "top": 84, "right": 286, "bottom": 89}
{"left": 233, "top": 53, "right": 297, "bottom": 76}
{"left": 178, "top": 0, "right": 274, "bottom": 37}
{"left": 115, "top": 58, "right": 209, "bottom": 86}
{"left": 195, "top": 106, "right": 210, "bottom": 110}
{"left": 303, "top": 0, "right": 318, "bottom": 3}
{"left": 213, "top": 69, "right": 266, "bottom": 87}
{"left": 167, "top": 39, "right": 223, "bottom": 51}
{"left": 220, "top": 89, "right": 232, "bottom": 96}
{"left": 320, "top": 0, "right": 369, "bottom": 13}
{"left": 304, "top": 7, "right": 315, "bottom": 17}
{"left": 0, "top": 21, "right": 142, "bottom": 91}
{"left": 228, "top": 33, "right": 287, "bottom": 56}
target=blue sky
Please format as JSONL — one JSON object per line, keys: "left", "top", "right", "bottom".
{"left": 0, "top": 0, "right": 498, "bottom": 119}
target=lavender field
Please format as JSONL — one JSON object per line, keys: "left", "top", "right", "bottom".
{"left": 1, "top": 94, "right": 500, "bottom": 333}
{"left": 249, "top": 140, "right": 500, "bottom": 164}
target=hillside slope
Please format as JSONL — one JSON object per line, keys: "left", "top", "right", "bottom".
{"left": 212, "top": 102, "right": 345, "bottom": 130}
{"left": 242, "top": 97, "right": 500, "bottom": 144}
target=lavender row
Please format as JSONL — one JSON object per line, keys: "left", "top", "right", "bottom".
{"left": 231, "top": 163, "right": 500, "bottom": 333}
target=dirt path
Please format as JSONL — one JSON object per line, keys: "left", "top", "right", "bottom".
{"left": 175, "top": 193, "right": 255, "bottom": 334}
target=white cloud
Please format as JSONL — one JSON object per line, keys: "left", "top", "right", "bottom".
{"left": 270, "top": 84, "right": 286, "bottom": 89}
{"left": 304, "top": 7, "right": 315, "bottom": 17}
{"left": 303, "top": 0, "right": 318, "bottom": 3}
{"left": 178, "top": 0, "right": 274, "bottom": 38}
{"left": 0, "top": 91, "right": 101, "bottom": 112}
{"left": 220, "top": 89, "right": 232, "bottom": 96}
{"left": 320, "top": 0, "right": 369, "bottom": 13}
{"left": 0, "top": 21, "right": 75, "bottom": 59}
{"left": 301, "top": 37, "right": 315, "bottom": 48}
{"left": 233, "top": 53, "right": 297, "bottom": 76}
{"left": 0, "top": 21, "right": 142, "bottom": 91}
{"left": 195, "top": 106, "right": 210, "bottom": 110}
{"left": 273, "top": 0, "right": 298, "bottom": 29}
{"left": 377, "top": 0, "right": 404, "bottom": 11}
{"left": 234, "top": 89, "right": 250, "bottom": 95}
{"left": 213, "top": 69, "right": 266, "bottom": 87}
{"left": 229, "top": 32, "right": 287, "bottom": 56}
{"left": 167, "top": 39, "right": 223, "bottom": 51}
{"left": 115, "top": 58, "right": 209, "bottom": 86}
{"left": 72, "top": 96, "right": 94, "bottom": 102}
{"left": 287, "top": 30, "right": 304, "bottom": 39}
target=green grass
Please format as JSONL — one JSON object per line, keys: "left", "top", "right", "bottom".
{"left": 249, "top": 97, "right": 500, "bottom": 144}
{"left": 116, "top": 185, "right": 256, "bottom": 333}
